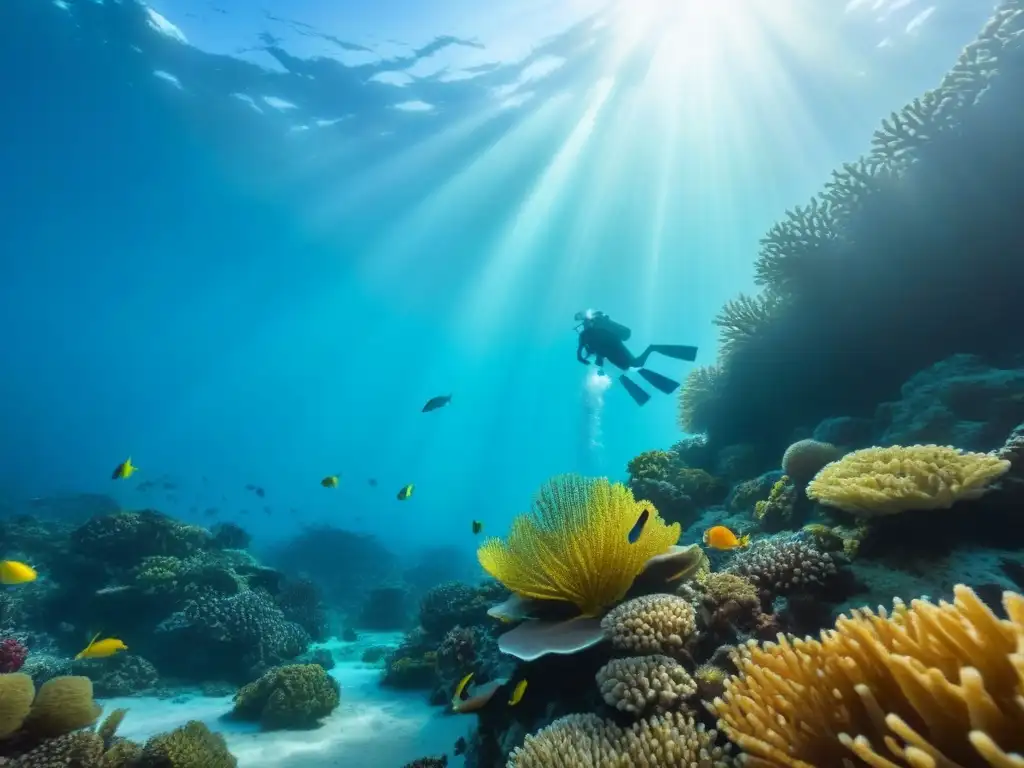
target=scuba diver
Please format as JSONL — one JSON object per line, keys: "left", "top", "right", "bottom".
{"left": 575, "top": 309, "right": 698, "bottom": 406}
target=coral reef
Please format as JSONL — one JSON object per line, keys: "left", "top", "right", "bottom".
{"left": 231, "top": 663, "right": 340, "bottom": 730}
{"left": 678, "top": 1, "right": 1024, "bottom": 452}
{"left": 356, "top": 585, "right": 410, "bottom": 630}
{"left": 725, "top": 535, "right": 847, "bottom": 605}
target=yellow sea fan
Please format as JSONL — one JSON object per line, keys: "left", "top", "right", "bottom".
{"left": 477, "top": 475, "right": 680, "bottom": 617}
{"left": 805, "top": 443, "right": 1010, "bottom": 516}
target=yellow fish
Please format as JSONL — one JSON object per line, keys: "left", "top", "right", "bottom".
{"left": 397, "top": 484, "right": 414, "bottom": 501}
{"left": 471, "top": 520, "right": 483, "bottom": 535}
{"left": 76, "top": 633, "right": 128, "bottom": 660}
{"left": 508, "top": 679, "right": 528, "bottom": 706}
{"left": 111, "top": 457, "right": 137, "bottom": 480}
{"left": 451, "top": 671, "right": 474, "bottom": 711}
{"left": 321, "top": 475, "right": 339, "bottom": 488}
{"left": 702, "top": 525, "right": 750, "bottom": 551}
{"left": 0, "top": 560, "right": 37, "bottom": 585}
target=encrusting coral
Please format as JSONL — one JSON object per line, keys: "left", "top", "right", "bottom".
{"left": 477, "top": 475, "right": 680, "bottom": 618}
{"left": 507, "top": 711, "right": 737, "bottom": 767}
{"left": 595, "top": 654, "right": 696, "bottom": 715}
{"left": 708, "top": 583, "right": 1024, "bottom": 768}
{"left": 806, "top": 444, "right": 1011, "bottom": 516}
{"left": 600, "top": 594, "right": 697, "bottom": 657}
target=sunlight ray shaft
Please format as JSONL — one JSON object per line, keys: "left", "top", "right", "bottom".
{"left": 354, "top": 93, "right": 575, "bottom": 286}
{"left": 306, "top": 108, "right": 505, "bottom": 227}
{"left": 458, "top": 77, "right": 616, "bottom": 343}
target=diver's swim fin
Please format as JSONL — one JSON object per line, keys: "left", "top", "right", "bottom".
{"left": 638, "top": 368, "right": 681, "bottom": 394}
{"left": 619, "top": 374, "right": 651, "bottom": 406}
{"left": 650, "top": 344, "right": 698, "bottom": 362}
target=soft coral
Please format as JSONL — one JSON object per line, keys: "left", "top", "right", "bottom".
{"left": 0, "top": 637, "right": 27, "bottom": 672}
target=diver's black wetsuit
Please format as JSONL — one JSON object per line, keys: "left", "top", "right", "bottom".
{"left": 575, "top": 312, "right": 698, "bottom": 406}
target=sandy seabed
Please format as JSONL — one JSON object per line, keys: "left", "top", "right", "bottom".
{"left": 102, "top": 633, "right": 469, "bottom": 767}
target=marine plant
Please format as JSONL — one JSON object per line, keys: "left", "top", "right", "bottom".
{"left": 708, "top": 584, "right": 1024, "bottom": 767}
{"left": 231, "top": 663, "right": 340, "bottom": 730}
{"left": 477, "top": 475, "right": 680, "bottom": 618}
{"left": 806, "top": 444, "right": 1011, "bottom": 516}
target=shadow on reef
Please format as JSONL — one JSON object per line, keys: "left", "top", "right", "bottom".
{"left": 680, "top": 2, "right": 1024, "bottom": 462}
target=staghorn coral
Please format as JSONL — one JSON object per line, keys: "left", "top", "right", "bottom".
{"left": 781, "top": 439, "right": 841, "bottom": 483}
{"left": 231, "top": 663, "right": 340, "bottom": 731}
{"left": 708, "top": 583, "right": 1024, "bottom": 768}
{"left": 678, "top": 365, "right": 722, "bottom": 435}
{"left": 714, "top": 293, "right": 784, "bottom": 359}
{"left": 726, "top": 536, "right": 843, "bottom": 602}
{"left": 806, "top": 444, "right": 1011, "bottom": 516}
{"left": 478, "top": 475, "right": 680, "bottom": 618}
{"left": 137, "top": 720, "right": 237, "bottom": 767}
{"left": 508, "top": 710, "right": 736, "bottom": 767}
{"left": 595, "top": 654, "right": 696, "bottom": 715}
{"left": 600, "top": 595, "right": 696, "bottom": 657}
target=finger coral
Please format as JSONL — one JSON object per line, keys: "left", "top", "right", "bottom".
{"left": 708, "top": 584, "right": 1024, "bottom": 768}
{"left": 508, "top": 711, "right": 736, "bottom": 767}
{"left": 477, "top": 475, "right": 680, "bottom": 618}
{"left": 595, "top": 654, "right": 696, "bottom": 715}
{"left": 806, "top": 444, "right": 1011, "bottom": 516}
{"left": 600, "top": 594, "right": 696, "bottom": 657}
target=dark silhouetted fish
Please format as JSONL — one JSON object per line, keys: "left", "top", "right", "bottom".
{"left": 397, "top": 484, "right": 414, "bottom": 501}
{"left": 628, "top": 508, "right": 650, "bottom": 544}
{"left": 422, "top": 394, "right": 452, "bottom": 412}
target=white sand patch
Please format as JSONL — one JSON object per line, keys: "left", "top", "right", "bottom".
{"left": 100, "top": 634, "right": 469, "bottom": 767}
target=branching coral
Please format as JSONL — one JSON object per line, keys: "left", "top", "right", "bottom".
{"left": 709, "top": 584, "right": 1024, "bottom": 768}
{"left": 508, "top": 711, "right": 736, "bottom": 767}
{"left": 678, "top": 365, "right": 722, "bottom": 435}
{"left": 806, "top": 444, "right": 1011, "bottom": 516}
{"left": 626, "top": 450, "right": 675, "bottom": 483}
{"left": 595, "top": 655, "right": 696, "bottom": 715}
{"left": 714, "top": 292, "right": 784, "bottom": 359}
{"left": 477, "top": 475, "right": 680, "bottom": 618}
{"left": 600, "top": 595, "right": 697, "bottom": 657}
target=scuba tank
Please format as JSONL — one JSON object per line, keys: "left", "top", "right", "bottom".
{"left": 589, "top": 311, "right": 631, "bottom": 341}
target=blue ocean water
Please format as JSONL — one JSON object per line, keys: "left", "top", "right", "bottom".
{"left": 0, "top": 0, "right": 991, "bottom": 556}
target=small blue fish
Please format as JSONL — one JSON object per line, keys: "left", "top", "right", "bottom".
{"left": 627, "top": 508, "right": 650, "bottom": 543}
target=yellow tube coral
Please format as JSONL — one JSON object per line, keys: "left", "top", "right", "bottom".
{"left": 477, "top": 475, "right": 680, "bottom": 617}
{"left": 708, "top": 584, "right": 1024, "bottom": 768}
{"left": 806, "top": 444, "right": 1010, "bottom": 516}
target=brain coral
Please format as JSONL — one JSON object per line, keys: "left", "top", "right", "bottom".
{"left": 508, "top": 710, "right": 736, "bottom": 767}
{"left": 600, "top": 594, "right": 697, "bottom": 657}
{"left": 806, "top": 444, "right": 1010, "bottom": 516}
{"left": 595, "top": 654, "right": 696, "bottom": 715}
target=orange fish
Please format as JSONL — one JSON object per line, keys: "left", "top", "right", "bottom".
{"left": 702, "top": 525, "right": 750, "bottom": 551}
